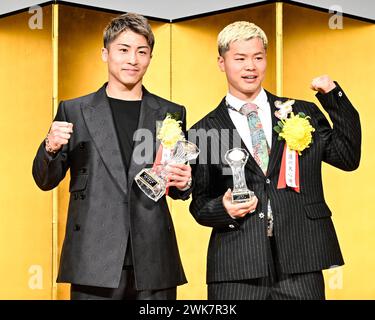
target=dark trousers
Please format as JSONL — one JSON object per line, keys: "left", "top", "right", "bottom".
{"left": 70, "top": 267, "right": 176, "bottom": 300}
{"left": 208, "top": 237, "right": 325, "bottom": 300}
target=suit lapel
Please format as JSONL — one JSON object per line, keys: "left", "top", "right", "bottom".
{"left": 81, "top": 84, "right": 128, "bottom": 196}
{"left": 127, "top": 88, "right": 165, "bottom": 187}
{"left": 266, "top": 90, "right": 286, "bottom": 177}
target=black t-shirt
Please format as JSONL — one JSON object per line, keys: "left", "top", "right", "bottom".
{"left": 108, "top": 97, "right": 141, "bottom": 267}
{"left": 108, "top": 97, "right": 141, "bottom": 173}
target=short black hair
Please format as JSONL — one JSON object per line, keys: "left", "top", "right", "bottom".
{"left": 103, "top": 13, "right": 155, "bottom": 52}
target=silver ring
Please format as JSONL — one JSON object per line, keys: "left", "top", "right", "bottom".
{"left": 250, "top": 209, "right": 255, "bottom": 213}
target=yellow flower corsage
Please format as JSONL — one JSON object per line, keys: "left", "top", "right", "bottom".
{"left": 274, "top": 101, "right": 315, "bottom": 155}
{"left": 157, "top": 114, "right": 183, "bottom": 149}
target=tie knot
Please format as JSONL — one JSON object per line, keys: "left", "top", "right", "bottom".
{"left": 240, "top": 103, "right": 258, "bottom": 117}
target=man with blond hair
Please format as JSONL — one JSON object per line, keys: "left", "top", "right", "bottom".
{"left": 189, "top": 21, "right": 361, "bottom": 299}
{"left": 32, "top": 13, "right": 192, "bottom": 300}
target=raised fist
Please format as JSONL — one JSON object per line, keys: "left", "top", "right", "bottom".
{"left": 45, "top": 121, "right": 73, "bottom": 153}
{"left": 310, "top": 75, "right": 336, "bottom": 94}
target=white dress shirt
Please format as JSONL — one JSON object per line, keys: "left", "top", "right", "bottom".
{"left": 226, "top": 88, "right": 272, "bottom": 155}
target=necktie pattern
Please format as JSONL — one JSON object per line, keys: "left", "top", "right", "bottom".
{"left": 240, "top": 103, "right": 269, "bottom": 174}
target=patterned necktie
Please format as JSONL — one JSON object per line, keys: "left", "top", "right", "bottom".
{"left": 240, "top": 103, "right": 269, "bottom": 174}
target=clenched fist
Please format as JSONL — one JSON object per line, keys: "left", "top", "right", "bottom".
{"left": 45, "top": 121, "right": 73, "bottom": 153}
{"left": 310, "top": 75, "right": 336, "bottom": 94}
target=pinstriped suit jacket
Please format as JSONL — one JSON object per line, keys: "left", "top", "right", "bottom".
{"left": 189, "top": 83, "right": 361, "bottom": 283}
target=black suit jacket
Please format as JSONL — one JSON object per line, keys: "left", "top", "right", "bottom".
{"left": 189, "top": 83, "right": 361, "bottom": 284}
{"left": 33, "top": 84, "right": 189, "bottom": 290}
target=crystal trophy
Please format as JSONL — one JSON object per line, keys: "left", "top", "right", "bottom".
{"left": 135, "top": 140, "right": 200, "bottom": 202}
{"left": 224, "top": 148, "right": 254, "bottom": 203}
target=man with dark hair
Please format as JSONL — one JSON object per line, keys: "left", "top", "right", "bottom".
{"left": 32, "top": 13, "right": 191, "bottom": 300}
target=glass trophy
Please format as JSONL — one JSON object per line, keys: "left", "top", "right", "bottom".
{"left": 135, "top": 140, "right": 200, "bottom": 202}
{"left": 224, "top": 148, "right": 254, "bottom": 203}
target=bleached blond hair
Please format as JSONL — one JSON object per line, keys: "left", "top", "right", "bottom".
{"left": 218, "top": 21, "right": 268, "bottom": 56}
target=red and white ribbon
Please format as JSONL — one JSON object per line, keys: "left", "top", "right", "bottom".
{"left": 152, "top": 144, "right": 173, "bottom": 196}
{"left": 277, "top": 145, "right": 300, "bottom": 193}
{"left": 152, "top": 144, "right": 164, "bottom": 171}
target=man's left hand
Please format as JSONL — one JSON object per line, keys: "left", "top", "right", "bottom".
{"left": 166, "top": 163, "right": 192, "bottom": 190}
{"left": 310, "top": 75, "right": 336, "bottom": 94}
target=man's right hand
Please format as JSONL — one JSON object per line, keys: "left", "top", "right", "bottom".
{"left": 223, "top": 188, "right": 258, "bottom": 219}
{"left": 45, "top": 121, "right": 73, "bottom": 153}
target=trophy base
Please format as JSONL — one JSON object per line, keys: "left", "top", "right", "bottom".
{"left": 232, "top": 190, "right": 254, "bottom": 203}
{"left": 134, "top": 168, "right": 166, "bottom": 202}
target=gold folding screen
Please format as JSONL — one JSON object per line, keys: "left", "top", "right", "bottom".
{"left": 283, "top": 4, "right": 375, "bottom": 300}
{"left": 0, "top": 2, "right": 373, "bottom": 299}
{"left": 0, "top": 6, "right": 53, "bottom": 299}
